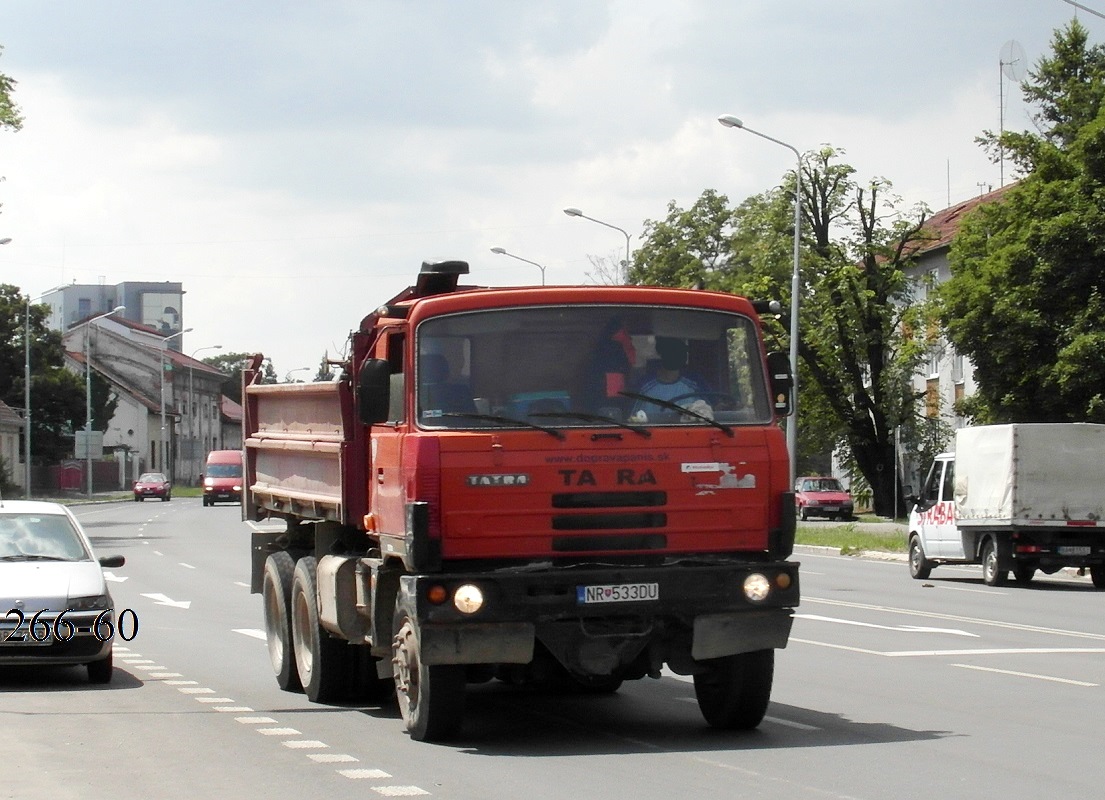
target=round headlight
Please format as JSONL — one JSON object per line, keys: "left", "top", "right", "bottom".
{"left": 743, "top": 573, "right": 771, "bottom": 603}
{"left": 453, "top": 584, "right": 485, "bottom": 615}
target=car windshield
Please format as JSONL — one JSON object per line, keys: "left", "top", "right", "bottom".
{"left": 802, "top": 478, "right": 844, "bottom": 492}
{"left": 206, "top": 464, "right": 242, "bottom": 478}
{"left": 415, "top": 304, "right": 772, "bottom": 430}
{"left": 0, "top": 513, "right": 89, "bottom": 561}
{"left": 138, "top": 473, "right": 166, "bottom": 483}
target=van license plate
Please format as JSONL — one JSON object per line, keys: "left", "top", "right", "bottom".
{"left": 577, "top": 583, "right": 659, "bottom": 604}
{"left": 1059, "top": 546, "right": 1091, "bottom": 556}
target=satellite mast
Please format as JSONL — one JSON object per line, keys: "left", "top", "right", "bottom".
{"left": 999, "top": 40, "right": 1027, "bottom": 187}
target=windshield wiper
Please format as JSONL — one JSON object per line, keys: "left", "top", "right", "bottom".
{"left": 441, "top": 412, "right": 565, "bottom": 440}
{"left": 0, "top": 554, "right": 72, "bottom": 562}
{"left": 618, "top": 391, "right": 733, "bottom": 437}
{"left": 528, "top": 411, "right": 651, "bottom": 438}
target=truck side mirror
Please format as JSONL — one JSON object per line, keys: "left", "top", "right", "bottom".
{"left": 358, "top": 358, "right": 392, "bottom": 424}
{"left": 766, "top": 352, "right": 793, "bottom": 416}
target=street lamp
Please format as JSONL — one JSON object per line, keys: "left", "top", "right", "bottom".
{"left": 24, "top": 282, "right": 66, "bottom": 498}
{"left": 159, "top": 327, "right": 193, "bottom": 478}
{"left": 490, "top": 247, "right": 547, "bottom": 285}
{"left": 718, "top": 114, "right": 802, "bottom": 487}
{"left": 188, "top": 344, "right": 223, "bottom": 483}
{"left": 562, "top": 207, "right": 632, "bottom": 284}
{"left": 82, "top": 305, "right": 125, "bottom": 497}
{"left": 283, "top": 367, "right": 312, "bottom": 383}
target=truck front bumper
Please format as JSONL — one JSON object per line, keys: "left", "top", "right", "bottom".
{"left": 401, "top": 559, "right": 799, "bottom": 666}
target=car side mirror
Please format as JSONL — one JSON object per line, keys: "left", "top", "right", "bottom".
{"left": 766, "top": 352, "right": 793, "bottom": 416}
{"left": 99, "top": 555, "right": 125, "bottom": 568}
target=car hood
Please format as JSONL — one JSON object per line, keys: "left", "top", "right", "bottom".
{"left": 800, "top": 490, "right": 851, "bottom": 502}
{"left": 0, "top": 561, "right": 107, "bottom": 608}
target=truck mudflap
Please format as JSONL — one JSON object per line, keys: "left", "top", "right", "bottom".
{"left": 399, "top": 560, "right": 799, "bottom": 666}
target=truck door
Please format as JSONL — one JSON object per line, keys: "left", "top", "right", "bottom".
{"left": 370, "top": 330, "right": 407, "bottom": 536}
{"left": 915, "top": 457, "right": 957, "bottom": 558}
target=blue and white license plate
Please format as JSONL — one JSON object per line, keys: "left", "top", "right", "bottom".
{"left": 577, "top": 583, "right": 659, "bottom": 604}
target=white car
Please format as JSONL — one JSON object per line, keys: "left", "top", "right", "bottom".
{"left": 0, "top": 500, "right": 125, "bottom": 683}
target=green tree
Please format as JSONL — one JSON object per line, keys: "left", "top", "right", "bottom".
{"left": 942, "top": 20, "right": 1105, "bottom": 423}
{"left": 204, "top": 351, "right": 276, "bottom": 404}
{"left": 0, "top": 45, "right": 23, "bottom": 132}
{"left": 0, "top": 286, "right": 87, "bottom": 464}
{"left": 633, "top": 148, "right": 933, "bottom": 516}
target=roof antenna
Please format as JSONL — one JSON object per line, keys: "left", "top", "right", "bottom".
{"left": 999, "top": 40, "right": 1026, "bottom": 187}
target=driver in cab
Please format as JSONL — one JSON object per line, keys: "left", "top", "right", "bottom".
{"left": 630, "top": 337, "right": 713, "bottom": 422}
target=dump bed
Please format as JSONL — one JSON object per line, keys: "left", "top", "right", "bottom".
{"left": 954, "top": 423, "right": 1105, "bottom": 526}
{"left": 243, "top": 380, "right": 358, "bottom": 525}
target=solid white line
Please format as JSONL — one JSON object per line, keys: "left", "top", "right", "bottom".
{"left": 791, "top": 637, "right": 1105, "bottom": 658}
{"left": 952, "top": 663, "right": 1098, "bottom": 686}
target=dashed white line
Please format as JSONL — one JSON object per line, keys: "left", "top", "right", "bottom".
{"left": 370, "top": 787, "right": 431, "bottom": 797}
{"left": 257, "top": 728, "right": 301, "bottom": 736}
{"left": 179, "top": 562, "right": 196, "bottom": 569}
{"left": 214, "top": 706, "right": 253, "bottom": 713}
{"left": 178, "top": 687, "right": 216, "bottom": 695}
{"left": 236, "top": 717, "right": 278, "bottom": 725}
{"left": 283, "top": 740, "right": 329, "bottom": 749}
{"left": 337, "top": 769, "right": 391, "bottom": 779}
{"left": 309, "top": 753, "right": 359, "bottom": 763}
{"left": 164, "top": 680, "right": 198, "bottom": 686}
{"left": 233, "top": 629, "right": 267, "bottom": 640}
{"left": 148, "top": 673, "right": 183, "bottom": 679}
{"left": 196, "top": 697, "right": 235, "bottom": 703}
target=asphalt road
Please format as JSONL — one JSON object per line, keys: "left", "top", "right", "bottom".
{"left": 4, "top": 500, "right": 1104, "bottom": 799}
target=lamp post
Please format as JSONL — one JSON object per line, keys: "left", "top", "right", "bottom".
{"left": 283, "top": 367, "right": 312, "bottom": 383}
{"left": 24, "top": 280, "right": 66, "bottom": 498}
{"left": 159, "top": 327, "right": 193, "bottom": 479}
{"left": 82, "top": 305, "right": 125, "bottom": 497}
{"left": 490, "top": 247, "right": 547, "bottom": 285}
{"left": 718, "top": 114, "right": 802, "bottom": 487}
{"left": 562, "top": 207, "right": 632, "bottom": 284}
{"left": 188, "top": 344, "right": 222, "bottom": 484}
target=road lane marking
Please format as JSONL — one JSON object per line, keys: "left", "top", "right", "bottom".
{"left": 234, "top": 629, "right": 267, "bottom": 640}
{"left": 338, "top": 769, "right": 392, "bottom": 780}
{"left": 148, "top": 673, "right": 183, "bottom": 678}
{"left": 179, "top": 562, "right": 196, "bottom": 569}
{"left": 196, "top": 697, "right": 235, "bottom": 703}
{"left": 258, "top": 727, "right": 301, "bottom": 736}
{"left": 952, "top": 663, "right": 1098, "bottom": 686}
{"left": 237, "top": 717, "right": 278, "bottom": 724}
{"left": 797, "top": 614, "right": 979, "bottom": 637}
{"left": 805, "top": 596, "right": 1105, "bottom": 642}
{"left": 764, "top": 715, "right": 820, "bottom": 731}
{"left": 141, "top": 592, "right": 192, "bottom": 609}
{"left": 309, "top": 754, "right": 359, "bottom": 763}
{"left": 214, "top": 706, "right": 254, "bottom": 712}
{"left": 792, "top": 637, "right": 1105, "bottom": 658}
{"left": 234, "top": 581, "right": 250, "bottom": 588}
{"left": 179, "top": 687, "right": 215, "bottom": 694}
{"left": 283, "top": 740, "right": 329, "bottom": 749}
{"left": 369, "top": 787, "right": 430, "bottom": 796}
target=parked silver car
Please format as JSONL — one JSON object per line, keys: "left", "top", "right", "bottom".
{"left": 0, "top": 500, "right": 125, "bottom": 683}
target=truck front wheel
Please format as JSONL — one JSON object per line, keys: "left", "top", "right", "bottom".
{"left": 908, "top": 535, "right": 933, "bottom": 580}
{"left": 291, "top": 556, "right": 349, "bottom": 703}
{"left": 263, "top": 552, "right": 301, "bottom": 692}
{"left": 392, "top": 594, "right": 465, "bottom": 741}
{"left": 693, "top": 649, "right": 774, "bottom": 730}
{"left": 981, "top": 538, "right": 1008, "bottom": 587}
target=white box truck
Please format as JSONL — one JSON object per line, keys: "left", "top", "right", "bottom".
{"left": 907, "top": 424, "right": 1105, "bottom": 587}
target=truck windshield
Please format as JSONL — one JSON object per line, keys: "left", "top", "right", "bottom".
{"left": 416, "top": 304, "right": 772, "bottom": 430}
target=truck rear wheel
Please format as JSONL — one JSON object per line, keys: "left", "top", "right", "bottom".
{"left": 693, "top": 649, "right": 774, "bottom": 730}
{"left": 1012, "top": 563, "right": 1036, "bottom": 585}
{"left": 262, "top": 551, "right": 301, "bottom": 692}
{"left": 392, "top": 594, "right": 465, "bottom": 741}
{"left": 1091, "top": 565, "right": 1105, "bottom": 589}
{"left": 291, "top": 556, "right": 349, "bottom": 703}
{"left": 908, "top": 535, "right": 933, "bottom": 580}
{"left": 981, "top": 538, "right": 1009, "bottom": 586}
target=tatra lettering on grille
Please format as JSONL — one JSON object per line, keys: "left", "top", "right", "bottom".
{"left": 466, "top": 474, "right": 531, "bottom": 487}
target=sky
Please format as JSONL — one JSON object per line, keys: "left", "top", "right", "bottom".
{"left": 0, "top": 0, "right": 1098, "bottom": 376}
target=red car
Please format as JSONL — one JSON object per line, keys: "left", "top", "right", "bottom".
{"left": 133, "top": 472, "right": 172, "bottom": 502}
{"left": 795, "top": 476, "right": 853, "bottom": 521}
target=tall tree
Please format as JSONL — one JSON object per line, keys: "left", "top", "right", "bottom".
{"left": 0, "top": 45, "right": 23, "bottom": 132}
{"left": 0, "top": 286, "right": 87, "bottom": 464}
{"left": 204, "top": 351, "right": 276, "bottom": 404}
{"left": 942, "top": 20, "right": 1105, "bottom": 423}
{"left": 633, "top": 148, "right": 933, "bottom": 516}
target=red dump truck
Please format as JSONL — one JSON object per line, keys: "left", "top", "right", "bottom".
{"left": 245, "top": 260, "right": 800, "bottom": 741}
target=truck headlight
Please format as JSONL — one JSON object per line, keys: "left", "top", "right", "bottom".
{"left": 743, "top": 573, "right": 771, "bottom": 603}
{"left": 453, "top": 584, "right": 484, "bottom": 614}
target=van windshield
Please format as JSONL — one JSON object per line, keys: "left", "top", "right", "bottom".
{"left": 207, "top": 464, "right": 242, "bottom": 478}
{"left": 415, "top": 304, "right": 771, "bottom": 430}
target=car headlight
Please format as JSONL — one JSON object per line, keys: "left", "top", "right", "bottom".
{"left": 68, "top": 594, "right": 112, "bottom": 611}
{"left": 742, "top": 573, "right": 771, "bottom": 603}
{"left": 452, "top": 584, "right": 485, "bottom": 614}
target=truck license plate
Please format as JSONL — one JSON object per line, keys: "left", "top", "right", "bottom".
{"left": 577, "top": 583, "right": 659, "bottom": 604}
{"left": 1059, "top": 546, "right": 1091, "bottom": 556}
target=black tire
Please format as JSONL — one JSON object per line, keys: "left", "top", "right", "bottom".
{"left": 908, "top": 535, "right": 933, "bottom": 580}
{"left": 133, "top": 496, "right": 140, "bottom": 502}
{"left": 693, "top": 649, "right": 774, "bottom": 730}
{"left": 1091, "top": 565, "right": 1105, "bottom": 589}
{"left": 799, "top": 508, "right": 808, "bottom": 522}
{"left": 1012, "top": 563, "right": 1036, "bottom": 585}
{"left": 162, "top": 495, "right": 170, "bottom": 502}
{"left": 981, "top": 538, "right": 1008, "bottom": 587}
{"left": 87, "top": 651, "right": 113, "bottom": 684}
{"left": 392, "top": 592, "right": 466, "bottom": 741}
{"left": 291, "top": 556, "right": 349, "bottom": 703}
{"left": 263, "top": 551, "right": 301, "bottom": 692}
